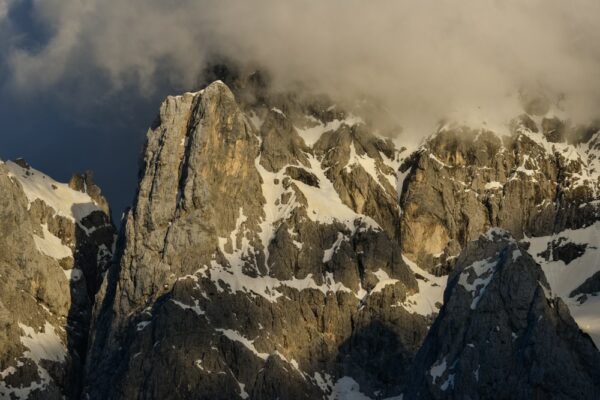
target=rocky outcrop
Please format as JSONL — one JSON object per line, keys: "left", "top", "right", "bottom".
{"left": 83, "top": 81, "right": 433, "bottom": 400}
{"left": 400, "top": 117, "right": 600, "bottom": 273}
{"left": 0, "top": 160, "right": 115, "bottom": 399}
{"left": 404, "top": 229, "right": 600, "bottom": 399}
{"left": 69, "top": 171, "right": 112, "bottom": 217}
{"left": 571, "top": 271, "right": 600, "bottom": 299}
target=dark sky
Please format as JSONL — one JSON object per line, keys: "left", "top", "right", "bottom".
{"left": 0, "top": 1, "right": 189, "bottom": 219}
{"left": 0, "top": 86, "right": 161, "bottom": 220}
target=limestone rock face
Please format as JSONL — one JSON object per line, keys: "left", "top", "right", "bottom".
{"left": 404, "top": 229, "right": 600, "bottom": 399}
{"left": 83, "top": 80, "right": 433, "bottom": 400}
{"left": 0, "top": 160, "right": 115, "bottom": 399}
{"left": 400, "top": 116, "right": 600, "bottom": 273}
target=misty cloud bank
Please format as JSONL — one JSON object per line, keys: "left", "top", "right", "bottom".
{"left": 2, "top": 0, "right": 600, "bottom": 135}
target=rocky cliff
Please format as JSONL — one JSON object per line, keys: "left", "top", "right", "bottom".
{"left": 405, "top": 229, "right": 600, "bottom": 399}
{"left": 82, "top": 80, "right": 431, "bottom": 400}
{"left": 0, "top": 160, "right": 115, "bottom": 398}
{"left": 1, "top": 70, "right": 599, "bottom": 400}
{"left": 80, "top": 73, "right": 599, "bottom": 400}
{"left": 400, "top": 114, "right": 599, "bottom": 274}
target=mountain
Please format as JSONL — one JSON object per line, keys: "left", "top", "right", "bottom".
{"left": 0, "top": 69, "right": 599, "bottom": 399}
{"left": 0, "top": 160, "right": 115, "bottom": 398}
{"left": 405, "top": 229, "right": 600, "bottom": 399}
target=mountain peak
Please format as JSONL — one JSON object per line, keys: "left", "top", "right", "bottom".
{"left": 1, "top": 77, "right": 599, "bottom": 399}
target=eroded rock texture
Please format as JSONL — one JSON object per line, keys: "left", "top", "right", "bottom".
{"left": 400, "top": 116, "right": 600, "bottom": 273}
{"left": 83, "top": 80, "right": 433, "bottom": 400}
{"left": 82, "top": 75, "right": 600, "bottom": 400}
{"left": 0, "top": 160, "right": 115, "bottom": 399}
{"left": 405, "top": 230, "right": 600, "bottom": 399}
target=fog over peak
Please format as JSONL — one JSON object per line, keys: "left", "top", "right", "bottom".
{"left": 1, "top": 0, "right": 600, "bottom": 215}
{"left": 1, "top": 0, "right": 599, "bottom": 131}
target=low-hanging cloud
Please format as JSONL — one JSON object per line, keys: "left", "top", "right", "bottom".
{"left": 3, "top": 0, "right": 600, "bottom": 135}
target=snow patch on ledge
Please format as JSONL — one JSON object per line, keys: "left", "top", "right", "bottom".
{"left": 371, "top": 269, "right": 399, "bottom": 294}
{"left": 6, "top": 161, "right": 101, "bottom": 222}
{"left": 484, "top": 181, "right": 503, "bottom": 190}
{"left": 399, "top": 256, "right": 447, "bottom": 316}
{"left": 171, "top": 298, "right": 205, "bottom": 315}
{"left": 215, "top": 328, "right": 269, "bottom": 360}
{"left": 33, "top": 223, "right": 72, "bottom": 260}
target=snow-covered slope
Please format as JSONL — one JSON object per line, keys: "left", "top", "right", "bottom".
{"left": 5, "top": 160, "right": 103, "bottom": 223}
{"left": 526, "top": 222, "right": 600, "bottom": 344}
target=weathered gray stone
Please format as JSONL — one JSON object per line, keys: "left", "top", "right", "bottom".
{"left": 0, "top": 160, "right": 115, "bottom": 399}
{"left": 404, "top": 230, "right": 600, "bottom": 400}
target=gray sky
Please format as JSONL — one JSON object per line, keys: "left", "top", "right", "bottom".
{"left": 1, "top": 0, "right": 599, "bottom": 218}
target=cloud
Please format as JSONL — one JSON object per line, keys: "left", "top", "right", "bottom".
{"left": 3, "top": 0, "right": 600, "bottom": 134}
{"left": 0, "top": 1, "right": 9, "bottom": 19}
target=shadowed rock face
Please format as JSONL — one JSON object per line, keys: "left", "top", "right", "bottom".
{"left": 0, "top": 161, "right": 115, "bottom": 399}
{"left": 404, "top": 230, "right": 600, "bottom": 400}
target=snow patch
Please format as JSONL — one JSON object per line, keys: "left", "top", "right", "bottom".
{"left": 399, "top": 256, "right": 447, "bottom": 316}
{"left": 329, "top": 376, "right": 372, "bottom": 400}
{"left": 33, "top": 223, "right": 72, "bottom": 260}
{"left": 295, "top": 156, "right": 381, "bottom": 231}
{"left": 271, "top": 107, "right": 286, "bottom": 117}
{"left": 296, "top": 115, "right": 363, "bottom": 147}
{"left": 19, "top": 322, "right": 66, "bottom": 363}
{"left": 6, "top": 161, "right": 101, "bottom": 222}
{"left": 525, "top": 222, "right": 600, "bottom": 345}
{"left": 458, "top": 258, "right": 497, "bottom": 310}
{"left": 371, "top": 269, "right": 399, "bottom": 294}
{"left": 440, "top": 374, "right": 455, "bottom": 391}
{"left": 512, "top": 249, "right": 522, "bottom": 261}
{"left": 428, "top": 153, "right": 449, "bottom": 168}
{"left": 323, "top": 232, "right": 346, "bottom": 263}
{"left": 484, "top": 181, "right": 503, "bottom": 190}
{"left": 171, "top": 298, "right": 205, "bottom": 315}
{"left": 0, "top": 322, "right": 67, "bottom": 398}
{"left": 215, "top": 329, "right": 269, "bottom": 360}
{"left": 136, "top": 321, "right": 151, "bottom": 331}
{"left": 345, "top": 142, "right": 388, "bottom": 191}
{"left": 430, "top": 357, "right": 447, "bottom": 383}
{"left": 63, "top": 268, "right": 83, "bottom": 282}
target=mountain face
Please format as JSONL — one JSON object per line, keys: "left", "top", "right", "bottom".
{"left": 405, "top": 229, "right": 600, "bottom": 399}
{"left": 0, "top": 160, "right": 115, "bottom": 398}
{"left": 401, "top": 114, "right": 599, "bottom": 274}
{"left": 1, "top": 70, "right": 599, "bottom": 399}
{"left": 83, "top": 81, "right": 430, "bottom": 400}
